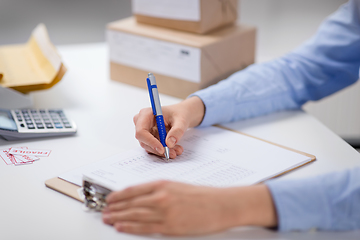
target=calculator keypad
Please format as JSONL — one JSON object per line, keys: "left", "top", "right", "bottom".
{"left": 13, "top": 109, "right": 74, "bottom": 131}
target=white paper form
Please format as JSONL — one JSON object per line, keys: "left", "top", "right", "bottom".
{"left": 60, "top": 127, "right": 312, "bottom": 191}
{"left": 132, "top": 0, "right": 201, "bottom": 21}
{"left": 107, "top": 30, "right": 201, "bottom": 83}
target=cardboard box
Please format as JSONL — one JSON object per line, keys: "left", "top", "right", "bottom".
{"left": 133, "top": 0, "right": 238, "bottom": 34}
{"left": 107, "top": 17, "right": 256, "bottom": 99}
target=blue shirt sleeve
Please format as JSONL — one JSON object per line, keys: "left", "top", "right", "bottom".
{"left": 266, "top": 167, "right": 360, "bottom": 231}
{"left": 192, "top": 0, "right": 360, "bottom": 127}
{"left": 190, "top": 0, "right": 360, "bottom": 232}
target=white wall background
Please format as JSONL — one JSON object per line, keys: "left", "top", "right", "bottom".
{"left": 239, "top": 0, "right": 360, "bottom": 144}
{"left": 1, "top": 0, "right": 358, "bottom": 143}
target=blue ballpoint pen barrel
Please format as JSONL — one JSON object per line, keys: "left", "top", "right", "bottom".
{"left": 156, "top": 115, "right": 167, "bottom": 147}
{"left": 146, "top": 73, "right": 168, "bottom": 149}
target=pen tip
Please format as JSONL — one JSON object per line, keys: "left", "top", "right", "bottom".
{"left": 164, "top": 147, "right": 170, "bottom": 161}
{"left": 148, "top": 73, "right": 153, "bottom": 77}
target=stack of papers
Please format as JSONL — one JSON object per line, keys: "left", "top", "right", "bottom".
{"left": 59, "top": 126, "right": 315, "bottom": 191}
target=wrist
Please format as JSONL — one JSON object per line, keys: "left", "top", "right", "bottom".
{"left": 232, "top": 185, "right": 277, "bottom": 227}
{"left": 181, "top": 96, "right": 205, "bottom": 127}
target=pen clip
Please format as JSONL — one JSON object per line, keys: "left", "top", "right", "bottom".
{"left": 147, "top": 77, "right": 156, "bottom": 116}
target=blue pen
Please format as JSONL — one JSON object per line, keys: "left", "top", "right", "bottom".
{"left": 146, "top": 73, "right": 170, "bottom": 161}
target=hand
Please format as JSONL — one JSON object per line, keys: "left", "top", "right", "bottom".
{"left": 133, "top": 96, "right": 205, "bottom": 159}
{"left": 102, "top": 181, "right": 277, "bottom": 236}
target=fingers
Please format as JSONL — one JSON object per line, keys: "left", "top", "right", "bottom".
{"left": 134, "top": 107, "right": 187, "bottom": 158}
{"left": 140, "top": 142, "right": 183, "bottom": 159}
{"left": 165, "top": 118, "right": 187, "bottom": 148}
{"left": 106, "top": 180, "right": 166, "bottom": 204}
{"left": 140, "top": 142, "right": 160, "bottom": 156}
{"left": 160, "top": 145, "right": 184, "bottom": 159}
{"left": 103, "top": 182, "right": 172, "bottom": 234}
{"left": 103, "top": 208, "right": 162, "bottom": 224}
{"left": 105, "top": 195, "right": 154, "bottom": 212}
{"left": 136, "top": 128, "right": 165, "bottom": 155}
{"left": 134, "top": 108, "right": 165, "bottom": 154}
{"left": 172, "top": 145, "right": 183, "bottom": 157}
{"left": 132, "top": 113, "right": 139, "bottom": 125}
{"left": 105, "top": 189, "right": 170, "bottom": 212}
{"left": 113, "top": 222, "right": 165, "bottom": 235}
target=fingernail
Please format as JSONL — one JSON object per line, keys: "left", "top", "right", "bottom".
{"left": 155, "top": 147, "right": 163, "bottom": 154}
{"left": 168, "top": 136, "right": 177, "bottom": 146}
{"left": 115, "top": 223, "right": 123, "bottom": 232}
{"left": 102, "top": 207, "right": 109, "bottom": 213}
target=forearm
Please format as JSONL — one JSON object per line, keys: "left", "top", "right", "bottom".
{"left": 192, "top": 60, "right": 303, "bottom": 126}
{"left": 192, "top": 0, "right": 360, "bottom": 127}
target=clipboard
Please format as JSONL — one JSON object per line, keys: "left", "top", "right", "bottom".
{"left": 45, "top": 125, "right": 316, "bottom": 202}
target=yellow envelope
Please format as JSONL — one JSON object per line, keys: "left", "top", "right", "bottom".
{"left": 0, "top": 24, "right": 66, "bottom": 93}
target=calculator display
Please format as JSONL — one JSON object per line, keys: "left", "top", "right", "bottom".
{"left": 0, "top": 110, "right": 17, "bottom": 131}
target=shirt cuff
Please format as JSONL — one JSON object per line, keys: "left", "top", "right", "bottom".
{"left": 265, "top": 177, "right": 331, "bottom": 231}
{"left": 189, "top": 88, "right": 235, "bottom": 127}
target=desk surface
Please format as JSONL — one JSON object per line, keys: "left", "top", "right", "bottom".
{"left": 1, "top": 43, "right": 359, "bottom": 240}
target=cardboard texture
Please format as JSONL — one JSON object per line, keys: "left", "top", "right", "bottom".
{"left": 0, "top": 24, "right": 66, "bottom": 94}
{"left": 134, "top": 0, "right": 238, "bottom": 34}
{"left": 107, "top": 17, "right": 256, "bottom": 99}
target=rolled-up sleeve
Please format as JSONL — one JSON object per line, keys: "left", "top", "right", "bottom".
{"left": 266, "top": 167, "right": 360, "bottom": 231}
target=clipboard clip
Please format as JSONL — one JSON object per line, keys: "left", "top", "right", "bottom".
{"left": 82, "top": 176, "right": 112, "bottom": 211}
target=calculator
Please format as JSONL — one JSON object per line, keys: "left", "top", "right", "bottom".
{"left": 0, "top": 108, "right": 77, "bottom": 140}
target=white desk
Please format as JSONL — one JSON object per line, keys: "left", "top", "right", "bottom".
{"left": 1, "top": 43, "right": 359, "bottom": 240}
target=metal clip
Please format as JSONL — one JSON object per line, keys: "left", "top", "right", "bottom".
{"left": 82, "top": 176, "right": 112, "bottom": 211}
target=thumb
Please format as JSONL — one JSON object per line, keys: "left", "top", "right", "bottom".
{"left": 166, "top": 119, "right": 187, "bottom": 148}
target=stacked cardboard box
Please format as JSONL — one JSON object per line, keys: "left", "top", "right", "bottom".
{"left": 108, "top": 0, "right": 256, "bottom": 99}
{"left": 133, "top": 0, "right": 239, "bottom": 34}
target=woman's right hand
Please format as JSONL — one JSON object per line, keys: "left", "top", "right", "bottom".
{"left": 133, "top": 96, "right": 205, "bottom": 159}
